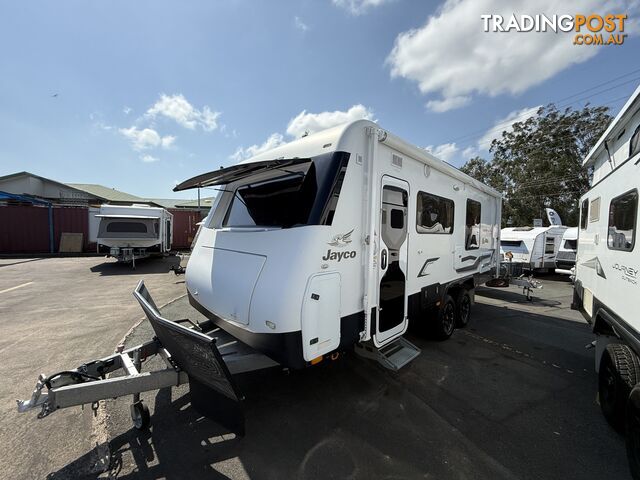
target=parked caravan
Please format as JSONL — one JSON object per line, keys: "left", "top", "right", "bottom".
{"left": 96, "top": 204, "right": 173, "bottom": 265}
{"left": 500, "top": 222, "right": 568, "bottom": 272}
{"left": 555, "top": 227, "right": 578, "bottom": 275}
{"left": 572, "top": 84, "right": 640, "bottom": 477}
{"left": 173, "top": 120, "right": 502, "bottom": 371}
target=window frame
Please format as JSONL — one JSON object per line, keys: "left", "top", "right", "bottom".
{"left": 607, "top": 188, "right": 638, "bottom": 252}
{"left": 415, "top": 191, "right": 455, "bottom": 235}
{"left": 580, "top": 198, "right": 589, "bottom": 230}
{"left": 465, "top": 198, "right": 482, "bottom": 251}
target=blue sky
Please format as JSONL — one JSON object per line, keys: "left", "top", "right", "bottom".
{"left": 1, "top": 0, "right": 639, "bottom": 199}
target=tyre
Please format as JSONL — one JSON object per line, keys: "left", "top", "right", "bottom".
{"left": 455, "top": 290, "right": 472, "bottom": 328}
{"left": 599, "top": 343, "right": 640, "bottom": 431}
{"left": 131, "top": 402, "right": 151, "bottom": 431}
{"left": 626, "top": 384, "right": 640, "bottom": 480}
{"left": 432, "top": 295, "right": 456, "bottom": 340}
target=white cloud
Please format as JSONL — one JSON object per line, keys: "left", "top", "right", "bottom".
{"left": 123, "top": 106, "right": 132, "bottom": 115}
{"left": 146, "top": 94, "right": 221, "bottom": 131}
{"left": 140, "top": 154, "right": 159, "bottom": 163}
{"left": 426, "top": 96, "right": 471, "bottom": 113}
{"left": 462, "top": 146, "right": 479, "bottom": 158}
{"left": 477, "top": 105, "right": 541, "bottom": 150}
{"left": 230, "top": 133, "right": 286, "bottom": 162}
{"left": 294, "top": 16, "right": 309, "bottom": 31}
{"left": 286, "top": 104, "right": 374, "bottom": 138}
{"left": 387, "top": 0, "right": 632, "bottom": 112}
{"left": 425, "top": 142, "right": 459, "bottom": 162}
{"left": 332, "top": 0, "right": 392, "bottom": 15}
{"left": 119, "top": 126, "right": 175, "bottom": 151}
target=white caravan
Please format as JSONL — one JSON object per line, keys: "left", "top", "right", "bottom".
{"left": 96, "top": 204, "right": 173, "bottom": 265}
{"left": 572, "top": 84, "right": 640, "bottom": 476}
{"left": 174, "top": 120, "right": 502, "bottom": 370}
{"left": 500, "top": 219, "right": 568, "bottom": 271}
{"left": 555, "top": 227, "right": 578, "bottom": 275}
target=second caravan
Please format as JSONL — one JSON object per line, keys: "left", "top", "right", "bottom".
{"left": 174, "top": 120, "right": 502, "bottom": 370}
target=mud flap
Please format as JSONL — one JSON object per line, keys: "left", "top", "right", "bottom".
{"left": 134, "top": 282, "right": 245, "bottom": 436}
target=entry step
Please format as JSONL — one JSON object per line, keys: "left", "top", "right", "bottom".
{"left": 354, "top": 337, "right": 421, "bottom": 371}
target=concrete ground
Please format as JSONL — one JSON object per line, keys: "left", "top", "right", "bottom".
{"left": 3, "top": 259, "right": 630, "bottom": 479}
{"left": 0, "top": 255, "right": 186, "bottom": 480}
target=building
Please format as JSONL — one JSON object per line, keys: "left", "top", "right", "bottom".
{"left": 0, "top": 171, "right": 212, "bottom": 254}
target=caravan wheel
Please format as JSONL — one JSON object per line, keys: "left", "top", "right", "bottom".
{"left": 455, "top": 290, "right": 472, "bottom": 328}
{"left": 432, "top": 295, "right": 456, "bottom": 340}
{"left": 599, "top": 344, "right": 640, "bottom": 431}
{"left": 626, "top": 384, "right": 640, "bottom": 480}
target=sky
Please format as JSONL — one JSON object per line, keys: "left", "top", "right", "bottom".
{"left": 1, "top": 0, "right": 639, "bottom": 200}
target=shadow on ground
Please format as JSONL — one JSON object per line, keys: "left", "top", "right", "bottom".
{"left": 47, "top": 297, "right": 629, "bottom": 480}
{"left": 90, "top": 256, "right": 181, "bottom": 276}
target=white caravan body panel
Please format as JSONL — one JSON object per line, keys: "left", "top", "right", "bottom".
{"left": 500, "top": 226, "right": 568, "bottom": 269}
{"left": 95, "top": 204, "right": 173, "bottom": 251}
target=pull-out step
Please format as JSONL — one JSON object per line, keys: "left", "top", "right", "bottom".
{"left": 355, "top": 337, "right": 421, "bottom": 371}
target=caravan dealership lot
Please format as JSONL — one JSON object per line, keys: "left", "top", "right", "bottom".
{"left": 1, "top": 257, "right": 629, "bottom": 479}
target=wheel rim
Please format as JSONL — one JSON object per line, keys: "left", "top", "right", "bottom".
{"left": 600, "top": 360, "right": 617, "bottom": 409}
{"left": 443, "top": 303, "right": 455, "bottom": 334}
{"left": 460, "top": 296, "right": 470, "bottom": 323}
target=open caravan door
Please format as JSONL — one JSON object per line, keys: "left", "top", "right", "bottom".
{"left": 373, "top": 176, "right": 410, "bottom": 346}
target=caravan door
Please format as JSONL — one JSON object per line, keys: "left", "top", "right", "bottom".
{"left": 373, "top": 176, "right": 409, "bottom": 346}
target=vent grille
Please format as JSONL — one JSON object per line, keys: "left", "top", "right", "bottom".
{"left": 392, "top": 154, "right": 403, "bottom": 168}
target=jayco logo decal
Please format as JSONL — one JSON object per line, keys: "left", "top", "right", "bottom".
{"left": 324, "top": 229, "right": 357, "bottom": 262}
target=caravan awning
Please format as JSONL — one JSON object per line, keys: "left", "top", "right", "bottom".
{"left": 94, "top": 214, "right": 160, "bottom": 219}
{"left": 173, "top": 158, "right": 311, "bottom": 192}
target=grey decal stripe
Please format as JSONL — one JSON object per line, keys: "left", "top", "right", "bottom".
{"left": 455, "top": 253, "right": 492, "bottom": 273}
{"left": 418, "top": 257, "right": 440, "bottom": 277}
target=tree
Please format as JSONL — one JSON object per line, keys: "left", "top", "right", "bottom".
{"left": 460, "top": 104, "right": 611, "bottom": 227}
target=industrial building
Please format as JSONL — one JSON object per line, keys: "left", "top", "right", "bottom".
{"left": 0, "top": 171, "right": 211, "bottom": 254}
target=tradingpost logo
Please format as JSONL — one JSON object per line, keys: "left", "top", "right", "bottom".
{"left": 481, "top": 14, "right": 628, "bottom": 46}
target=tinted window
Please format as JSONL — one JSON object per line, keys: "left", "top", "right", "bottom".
{"left": 630, "top": 125, "right": 640, "bottom": 158}
{"left": 416, "top": 192, "right": 454, "bottom": 234}
{"left": 545, "top": 236, "right": 555, "bottom": 254}
{"left": 390, "top": 209, "right": 404, "bottom": 229}
{"left": 564, "top": 239, "right": 577, "bottom": 250}
{"left": 501, "top": 240, "right": 522, "bottom": 248}
{"left": 223, "top": 152, "right": 349, "bottom": 228}
{"left": 580, "top": 199, "right": 588, "bottom": 229}
{"left": 106, "top": 221, "right": 147, "bottom": 233}
{"left": 608, "top": 190, "right": 638, "bottom": 251}
{"left": 466, "top": 199, "right": 481, "bottom": 250}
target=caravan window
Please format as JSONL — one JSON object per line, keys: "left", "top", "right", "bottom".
{"left": 465, "top": 199, "right": 481, "bottom": 250}
{"left": 106, "top": 221, "right": 147, "bottom": 233}
{"left": 608, "top": 189, "right": 638, "bottom": 252}
{"left": 545, "top": 236, "right": 555, "bottom": 254}
{"left": 223, "top": 152, "right": 349, "bottom": 228}
{"left": 630, "top": 125, "right": 640, "bottom": 158}
{"left": 580, "top": 199, "right": 588, "bottom": 229}
{"left": 416, "top": 192, "right": 454, "bottom": 234}
{"left": 590, "top": 197, "right": 601, "bottom": 223}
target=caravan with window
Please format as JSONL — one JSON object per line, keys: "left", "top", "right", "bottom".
{"left": 95, "top": 204, "right": 173, "bottom": 264}
{"left": 174, "top": 120, "right": 502, "bottom": 370}
{"left": 572, "top": 84, "right": 640, "bottom": 475}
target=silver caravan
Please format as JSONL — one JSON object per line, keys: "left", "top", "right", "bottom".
{"left": 572, "top": 84, "right": 640, "bottom": 476}
{"left": 500, "top": 222, "right": 568, "bottom": 271}
{"left": 174, "top": 120, "right": 502, "bottom": 370}
{"left": 555, "top": 227, "right": 578, "bottom": 275}
{"left": 96, "top": 204, "right": 173, "bottom": 265}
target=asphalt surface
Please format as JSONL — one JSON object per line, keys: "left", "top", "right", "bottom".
{"left": 4, "top": 258, "right": 629, "bottom": 479}
{"left": 73, "top": 274, "right": 631, "bottom": 479}
{"left": 0, "top": 255, "right": 187, "bottom": 480}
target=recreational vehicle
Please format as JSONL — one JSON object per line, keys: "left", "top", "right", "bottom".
{"left": 572, "top": 84, "right": 640, "bottom": 477}
{"left": 173, "top": 120, "right": 502, "bottom": 370}
{"left": 500, "top": 218, "right": 568, "bottom": 272}
{"left": 555, "top": 227, "right": 578, "bottom": 275}
{"left": 95, "top": 204, "right": 173, "bottom": 266}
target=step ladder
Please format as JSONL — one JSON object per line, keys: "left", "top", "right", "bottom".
{"left": 354, "top": 337, "right": 421, "bottom": 371}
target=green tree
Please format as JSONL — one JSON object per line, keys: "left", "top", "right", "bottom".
{"left": 460, "top": 104, "right": 611, "bottom": 227}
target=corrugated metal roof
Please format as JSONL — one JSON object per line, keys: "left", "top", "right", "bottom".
{"left": 65, "top": 183, "right": 149, "bottom": 203}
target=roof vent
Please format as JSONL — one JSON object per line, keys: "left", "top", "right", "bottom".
{"left": 392, "top": 154, "right": 403, "bottom": 168}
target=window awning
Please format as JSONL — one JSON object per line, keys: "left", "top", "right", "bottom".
{"left": 95, "top": 214, "right": 160, "bottom": 219}
{"left": 173, "top": 158, "right": 311, "bottom": 192}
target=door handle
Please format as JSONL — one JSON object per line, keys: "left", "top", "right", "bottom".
{"left": 381, "top": 249, "right": 388, "bottom": 270}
